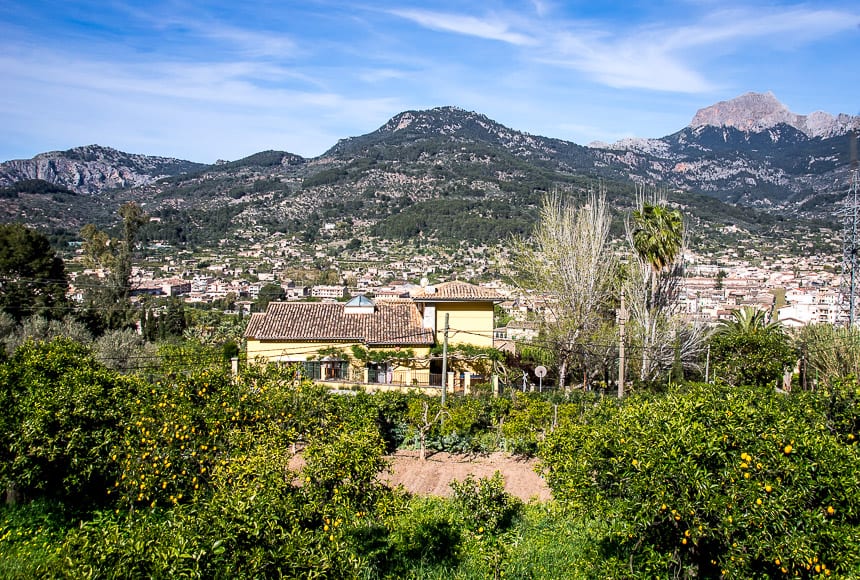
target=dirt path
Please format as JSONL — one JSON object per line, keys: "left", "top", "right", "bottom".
{"left": 382, "top": 450, "right": 552, "bottom": 502}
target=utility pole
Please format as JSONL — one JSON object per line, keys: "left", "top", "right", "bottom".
{"left": 841, "top": 130, "right": 860, "bottom": 326}
{"left": 617, "top": 293, "right": 627, "bottom": 398}
{"left": 441, "top": 313, "right": 449, "bottom": 406}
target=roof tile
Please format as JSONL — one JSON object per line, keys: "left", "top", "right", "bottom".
{"left": 244, "top": 301, "right": 434, "bottom": 346}
{"left": 413, "top": 281, "right": 501, "bottom": 301}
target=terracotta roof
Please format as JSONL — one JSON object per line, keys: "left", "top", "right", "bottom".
{"left": 412, "top": 281, "right": 501, "bottom": 302}
{"left": 244, "top": 301, "right": 434, "bottom": 346}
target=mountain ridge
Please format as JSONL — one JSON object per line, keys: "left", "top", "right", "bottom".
{"left": 2, "top": 92, "right": 856, "bottom": 200}
{"left": 0, "top": 93, "right": 854, "bottom": 251}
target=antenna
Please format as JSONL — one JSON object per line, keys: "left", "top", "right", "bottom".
{"left": 841, "top": 128, "right": 860, "bottom": 326}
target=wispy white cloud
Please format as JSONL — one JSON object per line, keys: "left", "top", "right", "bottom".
{"left": 0, "top": 46, "right": 400, "bottom": 160}
{"left": 529, "top": 0, "right": 551, "bottom": 18}
{"left": 357, "top": 68, "right": 411, "bottom": 83}
{"left": 388, "top": 8, "right": 536, "bottom": 46}
{"left": 1, "top": 0, "right": 858, "bottom": 161}
{"left": 383, "top": 3, "right": 859, "bottom": 93}
{"left": 196, "top": 22, "right": 299, "bottom": 59}
{"left": 534, "top": 4, "right": 860, "bottom": 93}
{"left": 663, "top": 7, "right": 858, "bottom": 49}
{"left": 110, "top": 3, "right": 302, "bottom": 60}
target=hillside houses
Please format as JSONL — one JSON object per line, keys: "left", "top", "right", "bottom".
{"left": 65, "top": 229, "right": 848, "bottom": 335}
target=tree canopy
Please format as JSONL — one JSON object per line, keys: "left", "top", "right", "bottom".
{"left": 0, "top": 223, "right": 68, "bottom": 323}
{"left": 511, "top": 192, "right": 616, "bottom": 391}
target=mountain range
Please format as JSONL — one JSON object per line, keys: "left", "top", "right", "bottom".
{"left": 0, "top": 92, "right": 856, "bottom": 250}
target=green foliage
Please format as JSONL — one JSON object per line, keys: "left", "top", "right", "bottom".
{"left": 113, "top": 364, "right": 314, "bottom": 508}
{"left": 347, "top": 496, "right": 461, "bottom": 577}
{"left": 1, "top": 314, "right": 92, "bottom": 356}
{"left": 351, "top": 345, "right": 416, "bottom": 364}
{"left": 137, "top": 298, "right": 190, "bottom": 342}
{"left": 631, "top": 202, "right": 684, "bottom": 272}
{"left": 51, "top": 364, "right": 406, "bottom": 579}
{"left": 253, "top": 282, "right": 284, "bottom": 312}
{"left": 77, "top": 203, "right": 147, "bottom": 333}
{"left": 499, "top": 503, "right": 610, "bottom": 579}
{"left": 540, "top": 383, "right": 860, "bottom": 578}
{"left": 710, "top": 307, "right": 797, "bottom": 388}
{"left": 92, "top": 328, "right": 156, "bottom": 373}
{"left": 501, "top": 394, "right": 554, "bottom": 455}
{"left": 4, "top": 330, "right": 860, "bottom": 578}
{"left": 182, "top": 307, "right": 248, "bottom": 351}
{"left": 449, "top": 472, "right": 522, "bottom": 580}
{"left": 430, "top": 344, "right": 503, "bottom": 378}
{"left": 54, "top": 433, "right": 369, "bottom": 578}
{"left": 0, "top": 500, "right": 81, "bottom": 578}
{"left": 0, "top": 338, "right": 139, "bottom": 506}
{"left": 403, "top": 394, "right": 511, "bottom": 456}
{"left": 797, "top": 323, "right": 860, "bottom": 387}
{"left": 373, "top": 198, "right": 534, "bottom": 244}
{"left": 0, "top": 223, "right": 68, "bottom": 322}
{"left": 450, "top": 472, "right": 522, "bottom": 536}
{"left": 138, "top": 203, "right": 248, "bottom": 246}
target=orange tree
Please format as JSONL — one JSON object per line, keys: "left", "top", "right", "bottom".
{"left": 709, "top": 308, "right": 796, "bottom": 388}
{"left": 113, "top": 361, "right": 328, "bottom": 508}
{"left": 539, "top": 382, "right": 860, "bottom": 578}
{"left": 56, "top": 363, "right": 407, "bottom": 577}
{"left": 0, "top": 338, "right": 140, "bottom": 506}
{"left": 56, "top": 422, "right": 401, "bottom": 578}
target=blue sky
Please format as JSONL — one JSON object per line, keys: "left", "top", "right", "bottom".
{"left": 1, "top": 0, "right": 858, "bottom": 163}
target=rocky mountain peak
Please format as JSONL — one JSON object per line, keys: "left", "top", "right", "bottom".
{"left": 691, "top": 92, "right": 789, "bottom": 131}
{"left": 379, "top": 106, "right": 495, "bottom": 136}
{"left": 0, "top": 145, "right": 204, "bottom": 195}
{"left": 690, "top": 91, "right": 857, "bottom": 139}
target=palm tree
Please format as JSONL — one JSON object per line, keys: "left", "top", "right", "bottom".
{"left": 626, "top": 200, "right": 687, "bottom": 385}
{"left": 714, "top": 307, "right": 780, "bottom": 336}
{"left": 631, "top": 203, "right": 684, "bottom": 273}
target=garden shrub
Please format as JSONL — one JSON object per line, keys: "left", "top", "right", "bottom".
{"left": 450, "top": 472, "right": 522, "bottom": 536}
{"left": 449, "top": 472, "right": 523, "bottom": 580}
{"left": 349, "top": 496, "right": 462, "bottom": 577}
{"left": 501, "top": 394, "right": 553, "bottom": 455}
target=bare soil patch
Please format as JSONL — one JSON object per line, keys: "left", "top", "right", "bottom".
{"left": 289, "top": 449, "right": 552, "bottom": 502}
{"left": 382, "top": 450, "right": 552, "bottom": 502}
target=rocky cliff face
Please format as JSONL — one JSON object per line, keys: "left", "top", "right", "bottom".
{"left": 0, "top": 145, "right": 205, "bottom": 195}
{"left": 690, "top": 91, "right": 857, "bottom": 139}
{"left": 591, "top": 93, "right": 858, "bottom": 211}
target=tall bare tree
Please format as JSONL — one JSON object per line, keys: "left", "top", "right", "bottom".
{"left": 511, "top": 191, "right": 616, "bottom": 391}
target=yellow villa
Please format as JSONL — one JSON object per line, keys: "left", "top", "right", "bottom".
{"left": 244, "top": 281, "right": 501, "bottom": 390}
